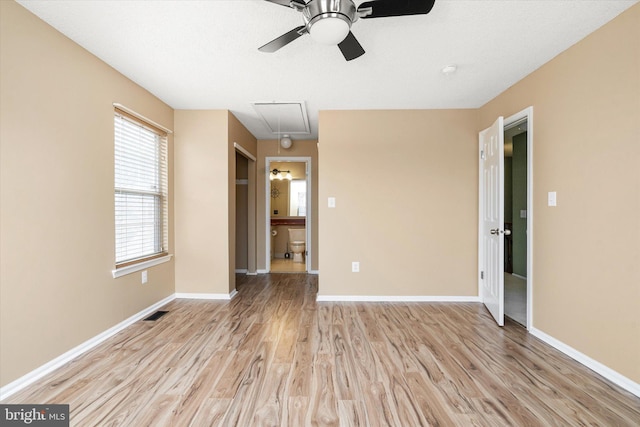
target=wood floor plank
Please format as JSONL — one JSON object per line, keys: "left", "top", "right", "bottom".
{"left": 2, "top": 273, "right": 639, "bottom": 426}
{"left": 122, "top": 394, "right": 181, "bottom": 427}
{"left": 188, "top": 398, "right": 231, "bottom": 426}
{"left": 386, "top": 373, "right": 430, "bottom": 426}
{"left": 273, "top": 308, "right": 301, "bottom": 364}
{"left": 220, "top": 341, "right": 271, "bottom": 426}
{"left": 337, "top": 400, "right": 366, "bottom": 427}
{"left": 287, "top": 396, "right": 310, "bottom": 427}
{"left": 288, "top": 342, "right": 313, "bottom": 397}
{"left": 342, "top": 315, "right": 379, "bottom": 384}
{"left": 164, "top": 351, "right": 235, "bottom": 425}
{"left": 313, "top": 304, "right": 333, "bottom": 355}
{"left": 403, "top": 372, "right": 457, "bottom": 427}
{"left": 209, "top": 349, "right": 255, "bottom": 399}
{"left": 331, "top": 325, "right": 360, "bottom": 401}
{"left": 308, "top": 353, "right": 340, "bottom": 426}
{"left": 360, "top": 381, "right": 399, "bottom": 427}
{"left": 251, "top": 362, "right": 290, "bottom": 426}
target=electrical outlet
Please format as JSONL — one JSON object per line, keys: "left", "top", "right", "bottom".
{"left": 352, "top": 262, "right": 360, "bottom": 273}
{"left": 142, "top": 270, "right": 148, "bottom": 284}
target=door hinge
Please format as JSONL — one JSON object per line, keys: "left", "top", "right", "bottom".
{"left": 480, "top": 150, "right": 486, "bottom": 160}
{"left": 480, "top": 271, "right": 484, "bottom": 280}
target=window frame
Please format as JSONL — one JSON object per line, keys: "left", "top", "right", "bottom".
{"left": 112, "top": 106, "right": 171, "bottom": 277}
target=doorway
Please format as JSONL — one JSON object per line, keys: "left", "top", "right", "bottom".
{"left": 234, "top": 143, "right": 257, "bottom": 275}
{"left": 479, "top": 107, "right": 533, "bottom": 329}
{"left": 504, "top": 118, "right": 528, "bottom": 327}
{"left": 266, "top": 157, "right": 311, "bottom": 273}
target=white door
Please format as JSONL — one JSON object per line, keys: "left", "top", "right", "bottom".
{"left": 479, "top": 117, "right": 505, "bottom": 326}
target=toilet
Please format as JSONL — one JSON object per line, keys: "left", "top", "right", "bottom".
{"left": 288, "top": 228, "right": 306, "bottom": 263}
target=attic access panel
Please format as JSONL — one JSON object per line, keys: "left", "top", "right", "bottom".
{"left": 252, "top": 102, "right": 311, "bottom": 135}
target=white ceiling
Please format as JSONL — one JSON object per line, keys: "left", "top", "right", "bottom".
{"left": 16, "top": 0, "right": 638, "bottom": 140}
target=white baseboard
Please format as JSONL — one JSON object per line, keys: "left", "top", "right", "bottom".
{"left": 0, "top": 294, "right": 176, "bottom": 401}
{"left": 246, "top": 272, "right": 258, "bottom": 276}
{"left": 175, "top": 292, "right": 236, "bottom": 300}
{"left": 511, "top": 273, "right": 527, "bottom": 280}
{"left": 530, "top": 327, "right": 640, "bottom": 398}
{"left": 257, "top": 269, "right": 269, "bottom": 274}
{"left": 316, "top": 295, "right": 481, "bottom": 302}
{"left": 308, "top": 270, "right": 320, "bottom": 275}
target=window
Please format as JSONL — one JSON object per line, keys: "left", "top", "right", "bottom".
{"left": 289, "top": 180, "right": 307, "bottom": 217}
{"left": 114, "top": 108, "right": 168, "bottom": 267}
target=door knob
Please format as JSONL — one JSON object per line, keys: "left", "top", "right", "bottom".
{"left": 490, "top": 228, "right": 511, "bottom": 236}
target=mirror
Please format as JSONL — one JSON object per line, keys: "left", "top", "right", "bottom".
{"left": 270, "top": 162, "right": 306, "bottom": 217}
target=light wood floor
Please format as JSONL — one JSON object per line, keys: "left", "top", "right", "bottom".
{"left": 4, "top": 274, "right": 640, "bottom": 426}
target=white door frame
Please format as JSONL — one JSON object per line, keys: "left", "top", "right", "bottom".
{"left": 265, "top": 156, "right": 312, "bottom": 273}
{"left": 479, "top": 106, "right": 534, "bottom": 329}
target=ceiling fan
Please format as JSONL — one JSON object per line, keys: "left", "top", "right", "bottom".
{"left": 259, "top": 0, "right": 436, "bottom": 61}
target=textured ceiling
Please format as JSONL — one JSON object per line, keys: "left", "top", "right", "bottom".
{"left": 15, "top": 0, "right": 638, "bottom": 140}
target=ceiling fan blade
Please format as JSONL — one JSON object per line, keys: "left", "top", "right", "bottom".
{"left": 264, "top": 0, "right": 306, "bottom": 8}
{"left": 259, "top": 26, "right": 307, "bottom": 53}
{"left": 338, "top": 31, "right": 365, "bottom": 61}
{"left": 357, "top": 0, "right": 435, "bottom": 19}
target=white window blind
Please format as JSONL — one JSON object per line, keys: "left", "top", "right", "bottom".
{"left": 114, "top": 109, "right": 168, "bottom": 265}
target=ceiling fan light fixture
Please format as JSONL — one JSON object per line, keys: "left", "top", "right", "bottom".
{"left": 261, "top": 0, "right": 437, "bottom": 61}
{"left": 303, "top": 0, "right": 357, "bottom": 46}
{"left": 309, "top": 14, "right": 351, "bottom": 45}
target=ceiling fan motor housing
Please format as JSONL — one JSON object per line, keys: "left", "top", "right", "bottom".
{"left": 303, "top": 0, "right": 357, "bottom": 44}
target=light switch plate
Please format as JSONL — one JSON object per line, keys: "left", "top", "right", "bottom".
{"left": 142, "top": 270, "right": 148, "bottom": 284}
{"left": 352, "top": 261, "right": 360, "bottom": 273}
{"left": 328, "top": 197, "right": 336, "bottom": 208}
{"left": 548, "top": 191, "right": 557, "bottom": 207}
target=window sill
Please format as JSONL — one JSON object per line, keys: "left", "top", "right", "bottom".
{"left": 112, "top": 254, "right": 173, "bottom": 279}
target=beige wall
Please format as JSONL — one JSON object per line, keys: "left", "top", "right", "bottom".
{"left": 318, "top": 110, "right": 479, "bottom": 296}
{"left": 270, "top": 179, "right": 290, "bottom": 217}
{"left": 257, "top": 140, "right": 319, "bottom": 271}
{"left": 174, "top": 110, "right": 230, "bottom": 294}
{"left": 174, "top": 110, "right": 257, "bottom": 293}
{"left": 479, "top": 4, "right": 639, "bottom": 383}
{"left": 0, "top": 1, "right": 175, "bottom": 387}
